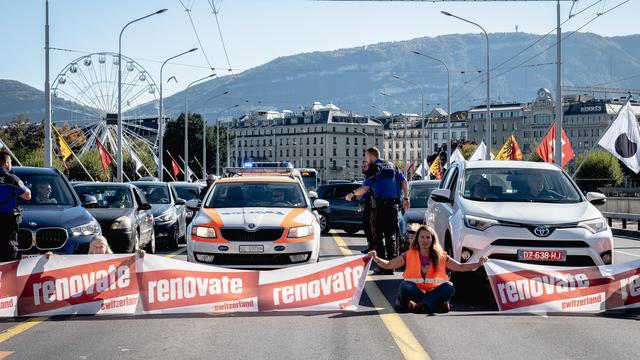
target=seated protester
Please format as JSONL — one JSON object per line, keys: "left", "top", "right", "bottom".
{"left": 46, "top": 235, "right": 144, "bottom": 257}
{"left": 368, "top": 225, "right": 487, "bottom": 314}
{"left": 34, "top": 181, "right": 57, "bottom": 204}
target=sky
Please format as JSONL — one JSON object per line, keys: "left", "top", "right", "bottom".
{"left": 1, "top": 0, "right": 638, "bottom": 99}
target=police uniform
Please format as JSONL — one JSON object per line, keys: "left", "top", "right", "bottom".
{"left": 0, "top": 168, "right": 28, "bottom": 262}
{"left": 362, "top": 159, "right": 405, "bottom": 261}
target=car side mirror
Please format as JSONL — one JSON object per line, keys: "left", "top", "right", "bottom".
{"left": 174, "top": 198, "right": 186, "bottom": 206}
{"left": 430, "top": 189, "right": 452, "bottom": 203}
{"left": 586, "top": 192, "right": 606, "bottom": 206}
{"left": 312, "top": 199, "right": 329, "bottom": 211}
{"left": 186, "top": 199, "right": 201, "bottom": 210}
{"left": 81, "top": 194, "right": 98, "bottom": 208}
{"left": 138, "top": 203, "right": 152, "bottom": 211}
{"left": 308, "top": 191, "right": 318, "bottom": 200}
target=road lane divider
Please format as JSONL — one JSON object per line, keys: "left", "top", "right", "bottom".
{"left": 163, "top": 247, "right": 187, "bottom": 258}
{"left": 331, "top": 232, "right": 432, "bottom": 360}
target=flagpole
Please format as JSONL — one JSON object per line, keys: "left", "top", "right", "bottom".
{"left": 53, "top": 126, "right": 95, "bottom": 182}
{"left": 165, "top": 150, "right": 181, "bottom": 181}
{"left": 571, "top": 100, "right": 630, "bottom": 178}
{"left": 124, "top": 139, "right": 154, "bottom": 177}
{"left": 178, "top": 155, "right": 196, "bottom": 181}
{"left": 193, "top": 156, "right": 205, "bottom": 177}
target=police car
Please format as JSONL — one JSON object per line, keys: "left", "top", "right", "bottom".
{"left": 186, "top": 168, "right": 329, "bottom": 268}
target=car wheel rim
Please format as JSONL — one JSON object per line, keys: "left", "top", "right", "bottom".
{"left": 319, "top": 215, "right": 327, "bottom": 230}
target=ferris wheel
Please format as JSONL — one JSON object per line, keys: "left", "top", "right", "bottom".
{"left": 51, "top": 52, "right": 160, "bottom": 156}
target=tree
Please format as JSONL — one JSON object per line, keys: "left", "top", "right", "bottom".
{"left": 525, "top": 150, "right": 542, "bottom": 162}
{"left": 163, "top": 113, "right": 228, "bottom": 180}
{"left": 0, "top": 116, "right": 44, "bottom": 160}
{"left": 574, "top": 149, "right": 624, "bottom": 192}
{"left": 459, "top": 143, "right": 477, "bottom": 160}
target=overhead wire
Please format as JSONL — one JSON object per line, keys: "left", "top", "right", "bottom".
{"left": 178, "top": 0, "right": 216, "bottom": 71}
{"left": 208, "top": 0, "right": 235, "bottom": 75}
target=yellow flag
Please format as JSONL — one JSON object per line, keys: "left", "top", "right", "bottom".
{"left": 495, "top": 134, "right": 524, "bottom": 161}
{"left": 53, "top": 126, "right": 72, "bottom": 162}
{"left": 428, "top": 154, "right": 443, "bottom": 180}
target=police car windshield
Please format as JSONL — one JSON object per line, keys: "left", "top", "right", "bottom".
{"left": 462, "top": 168, "right": 582, "bottom": 203}
{"left": 206, "top": 182, "right": 306, "bottom": 208}
{"left": 17, "top": 173, "right": 75, "bottom": 206}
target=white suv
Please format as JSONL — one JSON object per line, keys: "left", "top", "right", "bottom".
{"left": 425, "top": 161, "right": 613, "bottom": 268}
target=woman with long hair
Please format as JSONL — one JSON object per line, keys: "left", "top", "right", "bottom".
{"left": 368, "top": 225, "right": 487, "bottom": 314}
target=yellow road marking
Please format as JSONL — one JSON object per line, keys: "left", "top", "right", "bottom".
{"left": 0, "top": 317, "right": 47, "bottom": 344}
{"left": 163, "top": 247, "right": 186, "bottom": 258}
{"left": 331, "top": 232, "right": 432, "bottom": 360}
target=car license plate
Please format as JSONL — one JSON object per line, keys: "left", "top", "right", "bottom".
{"left": 239, "top": 245, "right": 264, "bottom": 253}
{"left": 518, "top": 249, "right": 566, "bottom": 262}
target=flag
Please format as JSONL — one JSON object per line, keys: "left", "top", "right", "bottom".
{"left": 416, "top": 159, "right": 428, "bottom": 179}
{"left": 449, "top": 148, "right": 465, "bottom": 164}
{"left": 495, "top": 134, "right": 524, "bottom": 161}
{"left": 406, "top": 161, "right": 415, "bottom": 176}
{"left": 126, "top": 143, "right": 144, "bottom": 173}
{"left": 96, "top": 138, "right": 112, "bottom": 176}
{"left": 429, "top": 154, "right": 444, "bottom": 180}
{"left": 469, "top": 141, "right": 494, "bottom": 161}
{"left": 168, "top": 153, "right": 183, "bottom": 178}
{"left": 598, "top": 101, "right": 640, "bottom": 173}
{"left": 536, "top": 122, "right": 574, "bottom": 167}
{"left": 52, "top": 126, "right": 72, "bottom": 162}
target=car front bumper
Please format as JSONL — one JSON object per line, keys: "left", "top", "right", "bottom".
{"left": 456, "top": 224, "right": 614, "bottom": 267}
{"left": 154, "top": 221, "right": 178, "bottom": 244}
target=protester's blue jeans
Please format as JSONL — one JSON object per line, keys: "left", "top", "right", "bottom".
{"left": 397, "top": 280, "right": 455, "bottom": 313}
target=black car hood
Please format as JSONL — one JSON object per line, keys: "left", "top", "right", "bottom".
{"left": 87, "top": 208, "right": 133, "bottom": 222}
{"left": 20, "top": 205, "right": 95, "bottom": 230}
{"left": 150, "top": 204, "right": 173, "bottom": 216}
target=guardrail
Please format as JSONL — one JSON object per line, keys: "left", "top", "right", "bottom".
{"left": 601, "top": 211, "right": 640, "bottom": 239}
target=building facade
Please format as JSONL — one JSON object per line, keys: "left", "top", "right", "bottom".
{"left": 468, "top": 103, "right": 525, "bottom": 153}
{"left": 228, "top": 102, "right": 383, "bottom": 181}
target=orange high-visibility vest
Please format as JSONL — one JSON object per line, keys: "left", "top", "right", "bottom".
{"left": 403, "top": 249, "right": 449, "bottom": 292}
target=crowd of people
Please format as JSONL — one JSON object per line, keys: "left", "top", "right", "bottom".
{"left": 346, "top": 147, "right": 487, "bottom": 314}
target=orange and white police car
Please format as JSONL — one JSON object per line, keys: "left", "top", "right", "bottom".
{"left": 186, "top": 168, "right": 328, "bottom": 268}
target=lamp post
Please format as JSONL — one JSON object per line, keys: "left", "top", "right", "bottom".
{"left": 380, "top": 91, "right": 409, "bottom": 178}
{"left": 393, "top": 74, "right": 427, "bottom": 169}
{"left": 118, "top": 8, "right": 167, "bottom": 182}
{"left": 158, "top": 47, "right": 198, "bottom": 181}
{"left": 441, "top": 11, "right": 490, "bottom": 159}
{"left": 370, "top": 104, "right": 392, "bottom": 161}
{"left": 410, "top": 51, "right": 452, "bottom": 162}
{"left": 184, "top": 73, "right": 215, "bottom": 182}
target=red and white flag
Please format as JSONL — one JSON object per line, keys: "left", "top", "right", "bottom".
{"left": 536, "top": 123, "right": 574, "bottom": 167}
{"left": 96, "top": 138, "right": 113, "bottom": 176}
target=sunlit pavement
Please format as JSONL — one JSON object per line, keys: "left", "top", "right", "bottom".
{"left": 0, "top": 234, "right": 638, "bottom": 360}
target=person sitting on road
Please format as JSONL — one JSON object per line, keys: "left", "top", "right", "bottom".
{"left": 34, "top": 180, "right": 57, "bottom": 204}
{"left": 46, "top": 235, "right": 144, "bottom": 257}
{"left": 368, "top": 225, "right": 488, "bottom": 314}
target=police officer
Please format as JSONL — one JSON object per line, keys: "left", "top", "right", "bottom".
{"left": 346, "top": 147, "right": 409, "bottom": 275}
{"left": 199, "top": 174, "right": 217, "bottom": 200}
{"left": 0, "top": 151, "right": 31, "bottom": 262}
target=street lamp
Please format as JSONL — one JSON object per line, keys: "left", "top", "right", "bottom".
{"left": 380, "top": 91, "right": 409, "bottom": 178}
{"left": 441, "top": 10, "right": 491, "bottom": 159}
{"left": 117, "top": 8, "right": 167, "bottom": 182}
{"left": 184, "top": 73, "right": 216, "bottom": 182}
{"left": 370, "top": 104, "right": 392, "bottom": 160}
{"left": 410, "top": 50, "right": 452, "bottom": 162}
{"left": 393, "top": 74, "right": 428, "bottom": 169}
{"left": 158, "top": 47, "right": 198, "bottom": 181}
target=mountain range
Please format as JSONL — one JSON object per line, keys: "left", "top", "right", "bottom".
{"left": 2, "top": 32, "right": 640, "bottom": 123}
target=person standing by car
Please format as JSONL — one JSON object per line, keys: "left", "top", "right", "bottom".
{"left": 0, "top": 151, "right": 31, "bottom": 261}
{"left": 346, "top": 147, "right": 409, "bottom": 275}
{"left": 359, "top": 159, "right": 375, "bottom": 254}
{"left": 368, "top": 226, "right": 488, "bottom": 314}
{"left": 199, "top": 174, "right": 216, "bottom": 200}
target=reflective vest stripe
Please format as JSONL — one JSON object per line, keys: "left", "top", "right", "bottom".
{"left": 404, "top": 278, "right": 447, "bottom": 284}
{"left": 403, "top": 249, "right": 448, "bottom": 291}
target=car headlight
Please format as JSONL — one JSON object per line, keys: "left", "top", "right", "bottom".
{"left": 288, "top": 225, "right": 314, "bottom": 238}
{"left": 157, "top": 211, "right": 175, "bottom": 222}
{"left": 192, "top": 226, "right": 216, "bottom": 238}
{"left": 464, "top": 215, "right": 499, "bottom": 231}
{"left": 71, "top": 220, "right": 100, "bottom": 236}
{"left": 111, "top": 216, "right": 132, "bottom": 230}
{"left": 578, "top": 217, "right": 608, "bottom": 234}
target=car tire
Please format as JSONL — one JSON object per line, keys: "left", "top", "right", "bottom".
{"left": 319, "top": 214, "right": 331, "bottom": 234}
{"left": 131, "top": 230, "right": 140, "bottom": 254}
{"left": 168, "top": 227, "right": 179, "bottom": 250}
{"left": 144, "top": 229, "right": 156, "bottom": 254}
